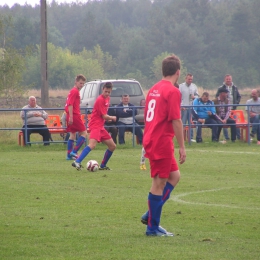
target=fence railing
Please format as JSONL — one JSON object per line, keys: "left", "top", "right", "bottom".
{"left": 0, "top": 103, "right": 259, "bottom": 146}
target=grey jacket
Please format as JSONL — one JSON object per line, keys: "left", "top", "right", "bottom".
{"left": 20, "top": 105, "right": 48, "bottom": 125}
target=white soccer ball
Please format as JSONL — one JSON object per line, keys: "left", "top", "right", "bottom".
{"left": 86, "top": 160, "right": 99, "bottom": 172}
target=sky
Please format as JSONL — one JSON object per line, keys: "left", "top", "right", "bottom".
{"left": 0, "top": 0, "right": 79, "bottom": 7}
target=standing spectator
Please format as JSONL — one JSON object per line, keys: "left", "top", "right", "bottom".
{"left": 192, "top": 92, "right": 222, "bottom": 143}
{"left": 65, "top": 74, "right": 88, "bottom": 160}
{"left": 104, "top": 106, "right": 118, "bottom": 144}
{"left": 141, "top": 54, "right": 186, "bottom": 236}
{"left": 216, "top": 74, "right": 241, "bottom": 140}
{"left": 72, "top": 82, "right": 117, "bottom": 170}
{"left": 179, "top": 73, "right": 199, "bottom": 142}
{"left": 116, "top": 94, "right": 143, "bottom": 145}
{"left": 20, "top": 96, "right": 50, "bottom": 146}
{"left": 213, "top": 87, "right": 237, "bottom": 142}
{"left": 245, "top": 89, "right": 260, "bottom": 145}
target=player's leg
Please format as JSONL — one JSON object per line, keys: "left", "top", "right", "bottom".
{"left": 68, "top": 114, "right": 87, "bottom": 157}
{"left": 67, "top": 132, "right": 77, "bottom": 160}
{"left": 145, "top": 158, "right": 174, "bottom": 236}
{"left": 142, "top": 155, "right": 179, "bottom": 225}
{"left": 140, "top": 147, "right": 146, "bottom": 170}
{"left": 99, "top": 130, "right": 116, "bottom": 170}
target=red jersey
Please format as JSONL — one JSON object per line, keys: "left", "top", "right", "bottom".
{"left": 65, "top": 87, "right": 81, "bottom": 115}
{"left": 143, "top": 80, "right": 181, "bottom": 160}
{"left": 88, "top": 94, "right": 110, "bottom": 130}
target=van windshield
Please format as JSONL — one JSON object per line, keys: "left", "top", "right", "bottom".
{"left": 99, "top": 82, "right": 142, "bottom": 97}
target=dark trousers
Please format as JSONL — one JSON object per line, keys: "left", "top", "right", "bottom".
{"left": 196, "top": 118, "right": 220, "bottom": 142}
{"left": 105, "top": 125, "right": 118, "bottom": 144}
{"left": 217, "top": 118, "right": 237, "bottom": 141}
{"left": 22, "top": 125, "right": 50, "bottom": 145}
{"left": 117, "top": 121, "right": 143, "bottom": 144}
{"left": 250, "top": 116, "right": 260, "bottom": 141}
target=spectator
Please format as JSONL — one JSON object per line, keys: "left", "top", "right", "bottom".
{"left": 20, "top": 96, "right": 50, "bottom": 146}
{"left": 192, "top": 92, "right": 221, "bottom": 143}
{"left": 245, "top": 89, "right": 260, "bottom": 145}
{"left": 116, "top": 94, "right": 143, "bottom": 145}
{"left": 104, "top": 106, "right": 118, "bottom": 144}
{"left": 179, "top": 73, "right": 199, "bottom": 142}
{"left": 213, "top": 87, "right": 237, "bottom": 142}
{"left": 216, "top": 74, "right": 241, "bottom": 140}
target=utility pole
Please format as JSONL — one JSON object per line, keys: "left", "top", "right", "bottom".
{"left": 40, "top": 0, "right": 49, "bottom": 107}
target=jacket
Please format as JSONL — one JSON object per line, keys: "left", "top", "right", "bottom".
{"left": 192, "top": 98, "right": 217, "bottom": 120}
{"left": 215, "top": 84, "right": 241, "bottom": 110}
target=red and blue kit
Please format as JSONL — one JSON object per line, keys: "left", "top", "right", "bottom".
{"left": 143, "top": 80, "right": 181, "bottom": 175}
{"left": 88, "top": 94, "right": 111, "bottom": 142}
{"left": 65, "top": 87, "right": 85, "bottom": 133}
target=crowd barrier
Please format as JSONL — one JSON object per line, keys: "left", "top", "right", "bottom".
{"left": 0, "top": 104, "right": 259, "bottom": 146}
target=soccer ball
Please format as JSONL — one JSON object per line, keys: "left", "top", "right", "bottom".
{"left": 86, "top": 160, "right": 99, "bottom": 172}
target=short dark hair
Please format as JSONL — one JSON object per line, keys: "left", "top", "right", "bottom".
{"left": 103, "top": 82, "right": 113, "bottom": 89}
{"left": 75, "top": 74, "right": 86, "bottom": 82}
{"left": 202, "top": 91, "right": 209, "bottom": 97}
{"left": 162, "top": 54, "right": 181, "bottom": 77}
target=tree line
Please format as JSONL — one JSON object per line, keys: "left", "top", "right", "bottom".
{"left": 0, "top": 0, "right": 259, "bottom": 93}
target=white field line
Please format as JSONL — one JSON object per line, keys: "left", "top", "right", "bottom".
{"left": 171, "top": 187, "right": 260, "bottom": 210}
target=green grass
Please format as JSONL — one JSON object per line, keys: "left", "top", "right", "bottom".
{"left": 1, "top": 142, "right": 260, "bottom": 260}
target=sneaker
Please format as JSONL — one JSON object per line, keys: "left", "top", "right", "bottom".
{"left": 146, "top": 228, "right": 174, "bottom": 237}
{"left": 250, "top": 132, "right": 255, "bottom": 138}
{"left": 72, "top": 161, "right": 83, "bottom": 170}
{"left": 219, "top": 140, "right": 227, "bottom": 144}
{"left": 70, "top": 151, "right": 78, "bottom": 159}
{"left": 141, "top": 211, "right": 148, "bottom": 225}
{"left": 257, "top": 141, "right": 260, "bottom": 145}
{"left": 140, "top": 164, "right": 147, "bottom": 170}
{"left": 66, "top": 156, "right": 73, "bottom": 160}
{"left": 190, "top": 139, "right": 196, "bottom": 143}
{"left": 99, "top": 166, "right": 111, "bottom": 170}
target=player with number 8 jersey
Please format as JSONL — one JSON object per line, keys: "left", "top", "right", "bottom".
{"left": 141, "top": 54, "right": 186, "bottom": 237}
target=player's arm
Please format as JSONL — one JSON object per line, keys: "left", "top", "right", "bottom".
{"left": 102, "top": 114, "right": 116, "bottom": 122}
{"left": 172, "top": 119, "right": 186, "bottom": 164}
{"left": 68, "top": 105, "right": 73, "bottom": 124}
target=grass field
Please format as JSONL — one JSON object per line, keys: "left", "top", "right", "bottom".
{"left": 1, "top": 142, "right": 260, "bottom": 260}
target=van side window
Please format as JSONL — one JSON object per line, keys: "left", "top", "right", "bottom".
{"left": 82, "top": 83, "right": 92, "bottom": 99}
{"left": 89, "top": 83, "right": 97, "bottom": 98}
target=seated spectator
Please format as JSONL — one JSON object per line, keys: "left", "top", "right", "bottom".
{"left": 20, "top": 96, "right": 50, "bottom": 146}
{"left": 245, "top": 89, "right": 260, "bottom": 145}
{"left": 116, "top": 94, "right": 143, "bottom": 145}
{"left": 105, "top": 106, "right": 118, "bottom": 144}
{"left": 213, "top": 87, "right": 237, "bottom": 142}
{"left": 192, "top": 92, "right": 221, "bottom": 143}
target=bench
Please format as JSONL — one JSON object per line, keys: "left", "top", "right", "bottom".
{"left": 18, "top": 114, "right": 66, "bottom": 146}
{"left": 184, "top": 110, "right": 251, "bottom": 142}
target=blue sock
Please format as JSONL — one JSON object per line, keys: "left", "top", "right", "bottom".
{"left": 67, "top": 139, "right": 74, "bottom": 156}
{"left": 147, "top": 193, "right": 162, "bottom": 231}
{"left": 76, "top": 146, "right": 91, "bottom": 163}
{"left": 72, "top": 136, "right": 86, "bottom": 153}
{"left": 143, "top": 182, "right": 174, "bottom": 220}
{"left": 100, "top": 149, "right": 113, "bottom": 168}
{"left": 162, "top": 182, "right": 174, "bottom": 203}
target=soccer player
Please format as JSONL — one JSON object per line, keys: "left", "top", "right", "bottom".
{"left": 140, "top": 147, "right": 146, "bottom": 170}
{"left": 65, "top": 74, "right": 87, "bottom": 160}
{"left": 141, "top": 54, "right": 186, "bottom": 236}
{"left": 72, "top": 82, "right": 117, "bottom": 170}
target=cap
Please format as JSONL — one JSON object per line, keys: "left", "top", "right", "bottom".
{"left": 219, "top": 87, "right": 229, "bottom": 93}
